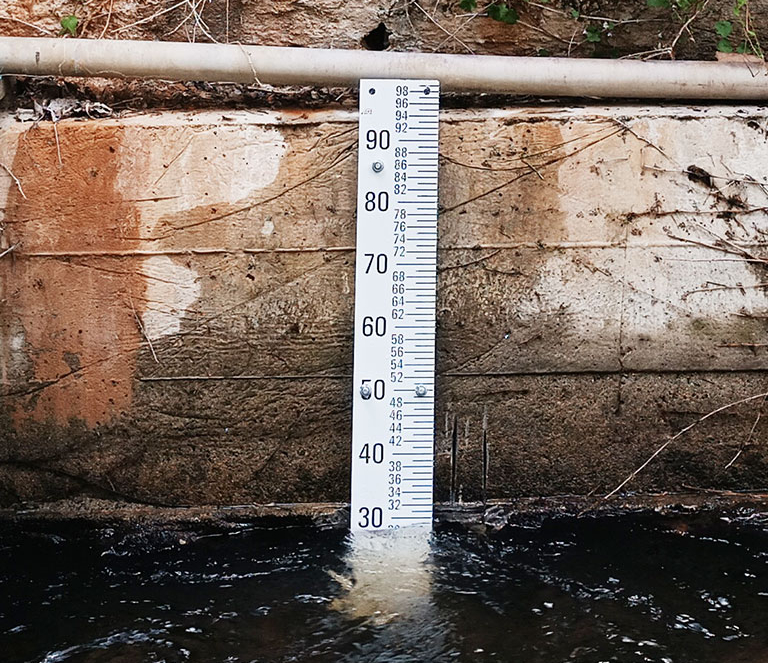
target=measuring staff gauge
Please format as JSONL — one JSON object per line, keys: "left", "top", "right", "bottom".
{"left": 350, "top": 79, "right": 440, "bottom": 531}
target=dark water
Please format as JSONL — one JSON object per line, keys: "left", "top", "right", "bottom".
{"left": 2, "top": 511, "right": 768, "bottom": 663}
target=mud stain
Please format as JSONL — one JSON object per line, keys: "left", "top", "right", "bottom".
{"left": 435, "top": 121, "right": 572, "bottom": 501}
{"left": 437, "top": 120, "right": 570, "bottom": 371}
{"left": 2, "top": 122, "right": 142, "bottom": 428}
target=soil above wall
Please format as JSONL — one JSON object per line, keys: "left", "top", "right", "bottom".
{"left": 2, "top": 0, "right": 766, "bottom": 60}
{"left": 2, "top": 1, "right": 766, "bottom": 110}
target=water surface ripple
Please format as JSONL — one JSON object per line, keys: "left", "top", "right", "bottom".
{"left": 2, "top": 511, "right": 767, "bottom": 662}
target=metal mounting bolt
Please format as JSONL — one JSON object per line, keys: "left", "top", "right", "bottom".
{"left": 415, "top": 384, "right": 428, "bottom": 397}
{"left": 372, "top": 161, "right": 384, "bottom": 173}
{"left": 360, "top": 384, "right": 372, "bottom": 400}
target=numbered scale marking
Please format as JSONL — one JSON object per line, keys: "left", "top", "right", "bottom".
{"left": 351, "top": 79, "right": 440, "bottom": 531}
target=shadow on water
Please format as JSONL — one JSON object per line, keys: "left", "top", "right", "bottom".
{"left": 2, "top": 511, "right": 768, "bottom": 662}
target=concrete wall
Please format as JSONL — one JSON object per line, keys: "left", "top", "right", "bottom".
{"left": 1, "top": 105, "right": 768, "bottom": 506}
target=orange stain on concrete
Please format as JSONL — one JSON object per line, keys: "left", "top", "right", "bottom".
{"left": 3, "top": 122, "right": 142, "bottom": 428}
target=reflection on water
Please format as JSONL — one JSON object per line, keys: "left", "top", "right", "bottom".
{"left": 331, "top": 528, "right": 445, "bottom": 661}
{"left": 2, "top": 511, "right": 768, "bottom": 662}
{"left": 331, "top": 528, "right": 432, "bottom": 622}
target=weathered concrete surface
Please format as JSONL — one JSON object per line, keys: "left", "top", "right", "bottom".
{"left": 1, "top": 105, "right": 768, "bottom": 507}
{"left": 2, "top": 0, "right": 766, "bottom": 61}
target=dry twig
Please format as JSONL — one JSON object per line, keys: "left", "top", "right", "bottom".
{"left": 717, "top": 342, "right": 768, "bottom": 348}
{"left": 605, "top": 391, "right": 768, "bottom": 498}
{"left": 683, "top": 281, "right": 768, "bottom": 298}
{"left": 410, "top": 0, "right": 475, "bottom": 53}
{"left": 99, "top": 0, "right": 115, "bottom": 39}
{"left": 0, "top": 14, "right": 55, "bottom": 35}
{"left": 184, "top": 0, "right": 218, "bottom": 43}
{"left": 236, "top": 43, "right": 263, "bottom": 86}
{"left": 667, "top": 0, "right": 710, "bottom": 59}
{"left": 128, "top": 295, "right": 160, "bottom": 364}
{"left": 0, "top": 243, "right": 20, "bottom": 260}
{"left": 0, "top": 163, "right": 27, "bottom": 200}
{"left": 431, "top": 13, "right": 479, "bottom": 52}
{"left": 113, "top": 0, "right": 187, "bottom": 33}
{"left": 52, "top": 123, "right": 63, "bottom": 166}
{"left": 225, "top": 0, "right": 230, "bottom": 42}
{"left": 725, "top": 394, "right": 766, "bottom": 468}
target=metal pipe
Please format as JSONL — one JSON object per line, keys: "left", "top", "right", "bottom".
{"left": 1, "top": 36, "right": 767, "bottom": 99}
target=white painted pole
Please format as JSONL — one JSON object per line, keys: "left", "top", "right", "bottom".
{"left": 1, "top": 37, "right": 767, "bottom": 99}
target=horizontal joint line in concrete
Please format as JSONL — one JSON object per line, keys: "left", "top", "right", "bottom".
{"left": 18, "top": 247, "right": 357, "bottom": 258}
{"left": 442, "top": 367, "right": 768, "bottom": 378}
{"left": 17, "top": 242, "right": 767, "bottom": 259}
{"left": 139, "top": 374, "right": 351, "bottom": 381}
{"left": 133, "top": 369, "right": 768, "bottom": 383}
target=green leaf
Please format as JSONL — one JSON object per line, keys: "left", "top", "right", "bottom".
{"left": 733, "top": 0, "right": 747, "bottom": 16}
{"left": 569, "top": 8, "right": 580, "bottom": 18}
{"left": 459, "top": 0, "right": 477, "bottom": 11}
{"left": 585, "top": 24, "right": 601, "bottom": 43}
{"left": 60, "top": 14, "right": 78, "bottom": 36}
{"left": 503, "top": 6, "right": 520, "bottom": 23}
{"left": 736, "top": 42, "right": 748, "bottom": 53}
{"left": 717, "top": 38, "right": 733, "bottom": 52}
{"left": 646, "top": 0, "right": 671, "bottom": 8}
{"left": 715, "top": 20, "right": 733, "bottom": 37}
{"left": 487, "top": 3, "right": 519, "bottom": 24}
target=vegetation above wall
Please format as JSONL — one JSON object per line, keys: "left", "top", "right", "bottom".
{"left": 0, "top": 0, "right": 765, "bottom": 61}
{"left": 457, "top": 0, "right": 763, "bottom": 57}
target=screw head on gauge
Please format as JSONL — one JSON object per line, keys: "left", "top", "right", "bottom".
{"left": 372, "top": 161, "right": 384, "bottom": 173}
{"left": 415, "top": 385, "right": 428, "bottom": 397}
{"left": 360, "top": 384, "right": 372, "bottom": 399}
